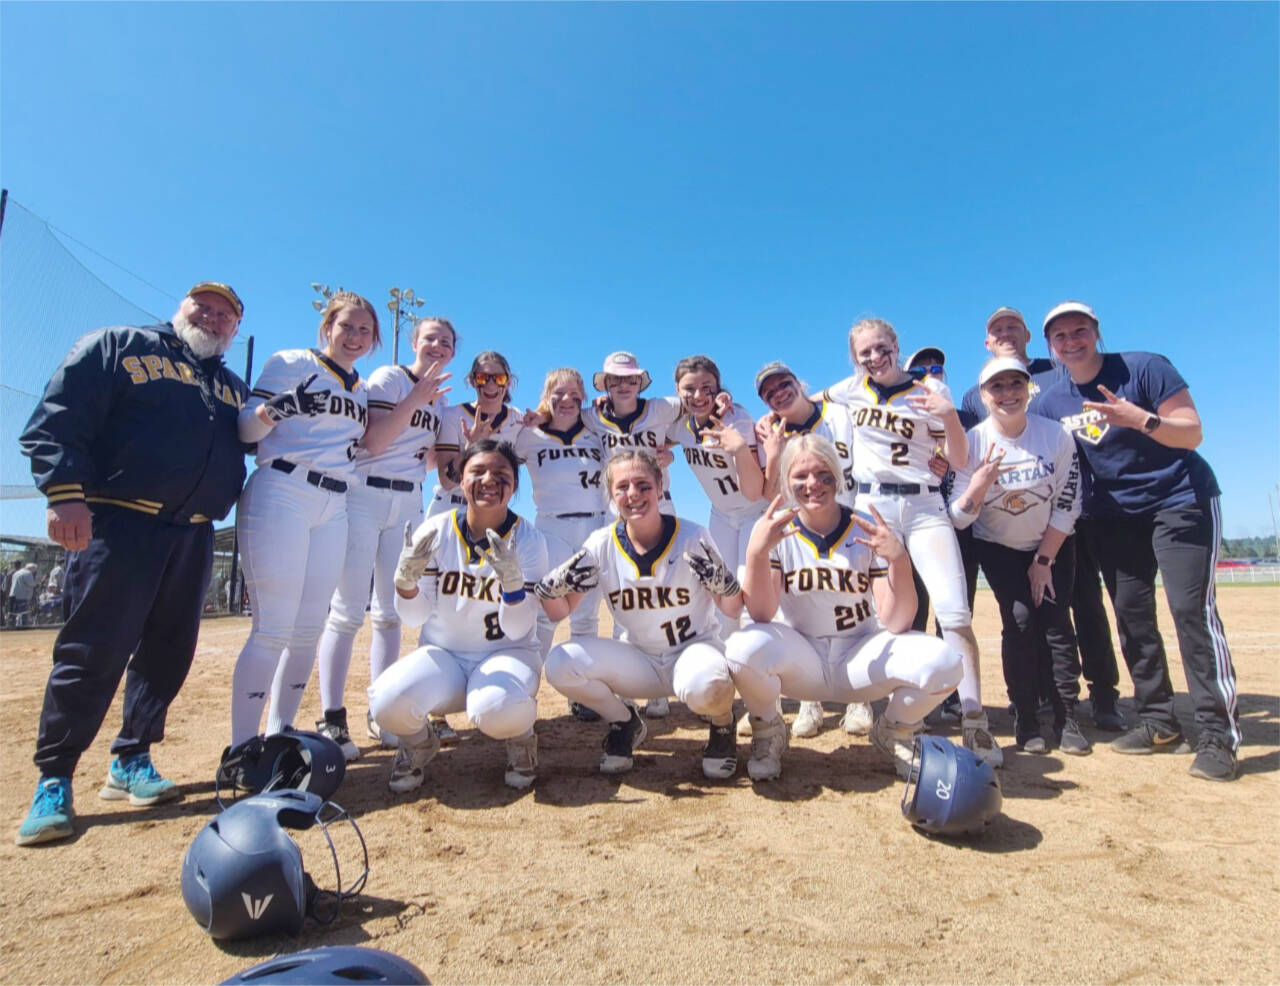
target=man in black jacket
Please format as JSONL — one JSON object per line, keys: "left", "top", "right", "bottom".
{"left": 16, "top": 282, "right": 249, "bottom": 846}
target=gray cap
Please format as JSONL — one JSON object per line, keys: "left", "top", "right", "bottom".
{"left": 755, "top": 360, "right": 797, "bottom": 395}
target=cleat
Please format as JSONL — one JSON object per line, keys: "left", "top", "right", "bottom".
{"left": 792, "top": 701, "right": 824, "bottom": 738}
{"left": 388, "top": 722, "right": 441, "bottom": 793}
{"left": 870, "top": 716, "right": 919, "bottom": 780}
{"left": 99, "top": 753, "right": 180, "bottom": 806}
{"left": 1188, "top": 734, "right": 1237, "bottom": 782}
{"left": 430, "top": 715, "right": 459, "bottom": 747}
{"left": 1111, "top": 721, "right": 1190, "bottom": 755}
{"left": 600, "top": 705, "right": 647, "bottom": 774}
{"left": 570, "top": 701, "right": 601, "bottom": 722}
{"left": 642, "top": 697, "right": 670, "bottom": 719}
{"left": 842, "top": 701, "right": 873, "bottom": 736}
{"left": 16, "top": 777, "right": 74, "bottom": 846}
{"left": 504, "top": 733, "right": 538, "bottom": 790}
{"left": 701, "top": 722, "right": 738, "bottom": 780}
{"left": 1055, "top": 717, "right": 1093, "bottom": 756}
{"left": 962, "top": 711, "right": 1004, "bottom": 769}
{"left": 747, "top": 715, "right": 789, "bottom": 781}
{"left": 366, "top": 710, "right": 398, "bottom": 749}
{"left": 1013, "top": 709, "right": 1047, "bottom": 754}
{"left": 316, "top": 707, "right": 360, "bottom": 761}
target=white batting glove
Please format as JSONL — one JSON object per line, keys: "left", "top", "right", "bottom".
{"left": 394, "top": 522, "right": 437, "bottom": 593}
{"left": 534, "top": 549, "right": 599, "bottom": 599}
{"left": 481, "top": 528, "right": 526, "bottom": 596}
{"left": 684, "top": 539, "right": 741, "bottom": 597}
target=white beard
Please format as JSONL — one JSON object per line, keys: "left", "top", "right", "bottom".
{"left": 173, "top": 312, "right": 231, "bottom": 360}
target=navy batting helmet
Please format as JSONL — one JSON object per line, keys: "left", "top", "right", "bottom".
{"left": 220, "top": 946, "right": 430, "bottom": 984}
{"left": 182, "top": 790, "right": 368, "bottom": 940}
{"left": 901, "top": 734, "right": 1003, "bottom": 837}
{"left": 216, "top": 729, "right": 345, "bottom": 807}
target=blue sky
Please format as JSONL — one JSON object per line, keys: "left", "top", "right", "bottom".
{"left": 2, "top": 2, "right": 1277, "bottom": 538}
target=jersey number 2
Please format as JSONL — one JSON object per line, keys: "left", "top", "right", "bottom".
{"left": 890, "top": 442, "right": 909, "bottom": 466}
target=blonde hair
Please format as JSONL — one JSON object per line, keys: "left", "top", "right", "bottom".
{"left": 605, "top": 449, "right": 664, "bottom": 492}
{"left": 317, "top": 291, "right": 381, "bottom": 349}
{"left": 777, "top": 434, "right": 844, "bottom": 507}
{"left": 534, "top": 368, "right": 586, "bottom": 419}
{"left": 848, "top": 317, "right": 898, "bottom": 355}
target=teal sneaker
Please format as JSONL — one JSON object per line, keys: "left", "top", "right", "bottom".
{"left": 16, "top": 777, "right": 74, "bottom": 846}
{"left": 99, "top": 752, "right": 180, "bottom": 806}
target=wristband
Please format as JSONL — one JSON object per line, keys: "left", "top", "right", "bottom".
{"left": 501, "top": 588, "right": 527, "bottom": 604}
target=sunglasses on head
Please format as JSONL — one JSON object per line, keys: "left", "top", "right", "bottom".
{"left": 473, "top": 372, "right": 509, "bottom": 388}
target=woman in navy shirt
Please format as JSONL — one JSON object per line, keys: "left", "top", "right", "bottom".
{"left": 1037, "top": 301, "right": 1239, "bottom": 781}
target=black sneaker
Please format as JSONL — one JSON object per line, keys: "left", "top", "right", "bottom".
{"left": 316, "top": 708, "right": 360, "bottom": 762}
{"left": 600, "top": 706, "right": 647, "bottom": 774}
{"left": 1091, "top": 695, "right": 1127, "bottom": 732}
{"left": 1055, "top": 717, "right": 1093, "bottom": 756}
{"left": 701, "top": 722, "right": 738, "bottom": 780}
{"left": 1014, "top": 709, "right": 1047, "bottom": 754}
{"left": 1111, "top": 721, "right": 1190, "bottom": 755}
{"left": 1188, "top": 734, "right": 1238, "bottom": 782}
{"left": 570, "top": 701, "right": 601, "bottom": 722}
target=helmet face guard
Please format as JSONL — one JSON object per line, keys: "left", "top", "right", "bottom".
{"left": 219, "top": 945, "right": 430, "bottom": 985}
{"left": 901, "top": 734, "right": 1003, "bottom": 837}
{"left": 216, "top": 730, "right": 346, "bottom": 808}
{"left": 182, "top": 790, "right": 368, "bottom": 941}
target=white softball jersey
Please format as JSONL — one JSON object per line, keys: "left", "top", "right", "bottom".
{"left": 357, "top": 364, "right": 445, "bottom": 482}
{"left": 769, "top": 506, "right": 887, "bottom": 641}
{"left": 666, "top": 405, "right": 765, "bottom": 521}
{"left": 246, "top": 349, "right": 369, "bottom": 477}
{"left": 779, "top": 401, "right": 858, "bottom": 509}
{"left": 950, "top": 415, "right": 1082, "bottom": 552}
{"left": 581, "top": 516, "right": 721, "bottom": 657}
{"left": 397, "top": 508, "right": 550, "bottom": 654}
{"left": 840, "top": 376, "right": 948, "bottom": 487}
{"left": 583, "top": 396, "right": 683, "bottom": 514}
{"left": 514, "top": 421, "right": 606, "bottom": 517}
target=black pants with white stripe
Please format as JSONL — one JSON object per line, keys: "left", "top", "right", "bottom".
{"left": 1086, "top": 498, "right": 1239, "bottom": 750}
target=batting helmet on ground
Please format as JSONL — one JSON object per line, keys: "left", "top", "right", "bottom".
{"left": 220, "top": 946, "right": 429, "bottom": 984}
{"left": 901, "top": 734, "right": 1003, "bottom": 837}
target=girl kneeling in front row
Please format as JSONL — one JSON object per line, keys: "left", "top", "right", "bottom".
{"left": 540, "top": 450, "right": 744, "bottom": 779}
{"left": 725, "top": 434, "right": 963, "bottom": 781}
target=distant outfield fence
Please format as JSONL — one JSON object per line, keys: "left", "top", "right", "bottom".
{"left": 1213, "top": 565, "right": 1280, "bottom": 585}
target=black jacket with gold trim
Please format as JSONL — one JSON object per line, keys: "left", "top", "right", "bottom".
{"left": 20, "top": 324, "right": 249, "bottom": 525}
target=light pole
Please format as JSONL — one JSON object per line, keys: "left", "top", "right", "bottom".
{"left": 387, "top": 287, "right": 426, "bottom": 365}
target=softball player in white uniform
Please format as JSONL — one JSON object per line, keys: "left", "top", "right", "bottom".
{"left": 540, "top": 450, "right": 744, "bottom": 780}
{"left": 838, "top": 317, "right": 1001, "bottom": 766}
{"left": 753, "top": 361, "right": 868, "bottom": 739}
{"left": 312, "top": 317, "right": 454, "bottom": 758}
{"left": 725, "top": 435, "right": 963, "bottom": 781}
{"left": 513, "top": 368, "right": 606, "bottom": 654}
{"left": 368, "top": 440, "right": 567, "bottom": 791}
{"left": 581, "top": 351, "right": 683, "bottom": 518}
{"left": 229, "top": 292, "right": 377, "bottom": 747}
{"left": 427, "top": 351, "right": 525, "bottom": 518}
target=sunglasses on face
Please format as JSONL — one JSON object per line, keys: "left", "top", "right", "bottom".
{"left": 913, "top": 364, "right": 944, "bottom": 377}
{"left": 473, "top": 372, "right": 509, "bottom": 388}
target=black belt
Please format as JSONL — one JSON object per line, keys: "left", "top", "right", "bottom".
{"left": 858, "top": 482, "right": 940, "bottom": 496}
{"left": 271, "top": 459, "right": 348, "bottom": 493}
{"left": 366, "top": 476, "right": 417, "bottom": 492}
{"left": 554, "top": 511, "right": 601, "bottom": 519}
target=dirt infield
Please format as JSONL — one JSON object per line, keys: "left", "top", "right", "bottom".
{"left": 1, "top": 586, "right": 1277, "bottom": 985}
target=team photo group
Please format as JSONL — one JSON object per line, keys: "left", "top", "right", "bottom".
{"left": 15, "top": 281, "right": 1241, "bottom": 849}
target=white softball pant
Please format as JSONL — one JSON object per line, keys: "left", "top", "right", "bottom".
{"left": 230, "top": 466, "right": 349, "bottom": 745}
{"left": 367, "top": 642, "right": 541, "bottom": 741}
{"left": 864, "top": 489, "right": 983, "bottom": 713}
{"left": 534, "top": 512, "right": 604, "bottom": 653}
{"left": 707, "top": 503, "right": 766, "bottom": 639}
{"left": 315, "top": 481, "right": 424, "bottom": 712}
{"left": 544, "top": 636, "right": 736, "bottom": 725}
{"left": 724, "top": 622, "right": 962, "bottom": 728}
